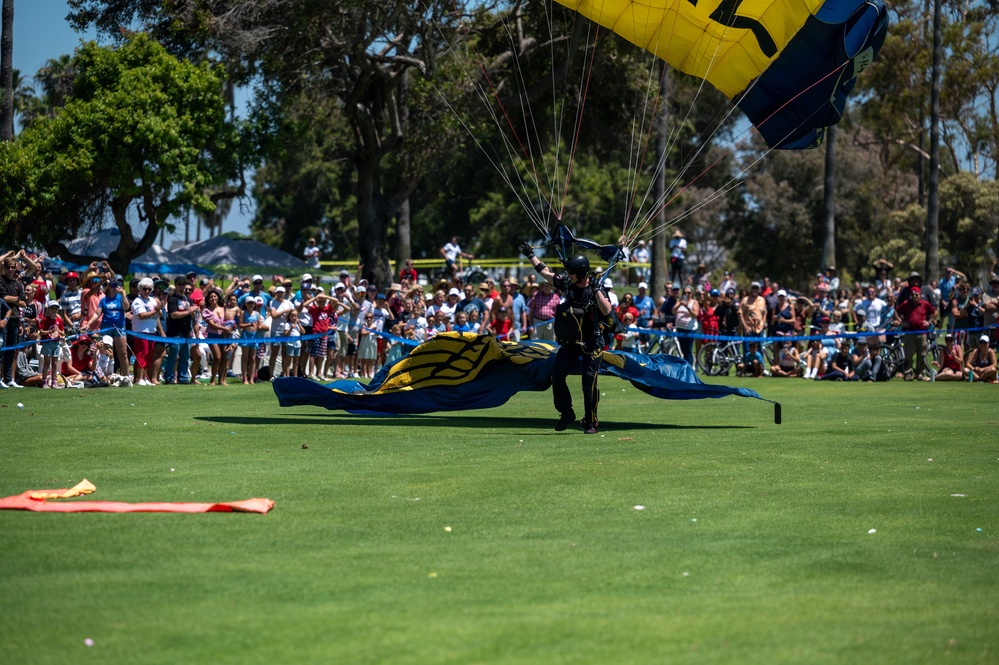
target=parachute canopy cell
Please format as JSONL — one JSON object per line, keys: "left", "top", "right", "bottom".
{"left": 554, "top": 0, "right": 888, "bottom": 149}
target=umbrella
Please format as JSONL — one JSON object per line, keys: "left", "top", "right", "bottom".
{"left": 173, "top": 236, "right": 314, "bottom": 276}
{"left": 64, "top": 228, "right": 211, "bottom": 276}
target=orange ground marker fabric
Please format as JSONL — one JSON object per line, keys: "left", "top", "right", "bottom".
{"left": 0, "top": 479, "right": 274, "bottom": 514}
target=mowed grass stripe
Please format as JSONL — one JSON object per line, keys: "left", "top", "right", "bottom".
{"left": 1, "top": 378, "right": 996, "bottom": 664}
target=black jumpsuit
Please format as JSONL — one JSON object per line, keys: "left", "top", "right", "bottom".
{"left": 551, "top": 274, "right": 603, "bottom": 427}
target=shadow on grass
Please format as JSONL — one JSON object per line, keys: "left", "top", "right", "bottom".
{"left": 195, "top": 414, "right": 751, "bottom": 431}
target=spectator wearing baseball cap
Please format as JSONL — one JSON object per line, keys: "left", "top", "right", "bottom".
{"left": 266, "top": 285, "right": 295, "bottom": 379}
{"left": 59, "top": 271, "right": 84, "bottom": 332}
{"left": 965, "top": 335, "right": 997, "bottom": 383}
{"left": 893, "top": 284, "right": 937, "bottom": 380}
{"left": 238, "top": 274, "right": 271, "bottom": 310}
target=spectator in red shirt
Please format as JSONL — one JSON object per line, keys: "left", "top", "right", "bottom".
{"left": 398, "top": 259, "right": 419, "bottom": 286}
{"left": 893, "top": 286, "right": 937, "bottom": 381}
{"left": 304, "top": 292, "right": 343, "bottom": 381}
{"left": 528, "top": 281, "right": 560, "bottom": 341}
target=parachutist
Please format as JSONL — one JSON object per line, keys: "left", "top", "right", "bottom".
{"left": 522, "top": 246, "right": 612, "bottom": 434}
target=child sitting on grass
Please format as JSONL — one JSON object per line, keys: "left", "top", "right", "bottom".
{"left": 737, "top": 341, "right": 765, "bottom": 377}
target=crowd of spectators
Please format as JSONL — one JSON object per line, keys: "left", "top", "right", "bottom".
{"left": 654, "top": 262, "right": 999, "bottom": 383}
{"left": 1, "top": 245, "right": 997, "bottom": 389}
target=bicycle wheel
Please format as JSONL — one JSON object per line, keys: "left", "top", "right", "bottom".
{"left": 697, "top": 342, "right": 723, "bottom": 375}
{"left": 663, "top": 336, "right": 683, "bottom": 358}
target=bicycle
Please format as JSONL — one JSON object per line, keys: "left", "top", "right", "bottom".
{"left": 696, "top": 336, "right": 774, "bottom": 375}
{"left": 639, "top": 327, "right": 683, "bottom": 358}
{"left": 879, "top": 325, "right": 938, "bottom": 378}
{"left": 697, "top": 338, "right": 742, "bottom": 375}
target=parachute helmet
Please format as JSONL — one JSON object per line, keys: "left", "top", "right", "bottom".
{"left": 564, "top": 254, "right": 590, "bottom": 279}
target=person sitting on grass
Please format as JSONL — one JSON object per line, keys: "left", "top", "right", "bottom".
{"left": 770, "top": 340, "right": 802, "bottom": 377}
{"left": 803, "top": 336, "right": 827, "bottom": 379}
{"left": 932, "top": 332, "right": 964, "bottom": 381}
{"left": 965, "top": 335, "right": 997, "bottom": 383}
{"left": 737, "top": 341, "right": 765, "bottom": 377}
{"left": 821, "top": 345, "right": 856, "bottom": 381}
{"left": 852, "top": 339, "right": 884, "bottom": 382}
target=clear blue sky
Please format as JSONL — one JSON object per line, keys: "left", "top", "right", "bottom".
{"left": 10, "top": 0, "right": 255, "bottom": 247}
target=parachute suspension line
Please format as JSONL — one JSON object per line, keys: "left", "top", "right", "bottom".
{"left": 643, "top": 142, "right": 780, "bottom": 244}
{"left": 425, "top": 2, "right": 549, "bottom": 233}
{"left": 622, "top": 52, "right": 667, "bottom": 242}
{"left": 622, "top": 2, "right": 687, "bottom": 243}
{"left": 633, "top": 60, "right": 853, "bottom": 245}
{"left": 559, "top": 23, "right": 601, "bottom": 223}
{"left": 446, "top": 0, "right": 551, "bottom": 233}
{"left": 616, "top": 1, "right": 746, "bottom": 248}
{"left": 497, "top": 13, "right": 557, "bottom": 231}
{"left": 627, "top": 93, "right": 745, "bottom": 246}
{"left": 543, "top": 0, "right": 573, "bottom": 232}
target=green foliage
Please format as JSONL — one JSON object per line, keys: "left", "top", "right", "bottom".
{"left": 250, "top": 91, "right": 354, "bottom": 259}
{"left": 0, "top": 34, "right": 242, "bottom": 269}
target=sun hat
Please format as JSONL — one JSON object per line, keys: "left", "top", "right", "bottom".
{"left": 275, "top": 286, "right": 286, "bottom": 293}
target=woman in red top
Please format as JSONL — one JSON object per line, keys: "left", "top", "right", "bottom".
{"left": 616, "top": 292, "right": 640, "bottom": 323}
{"left": 698, "top": 289, "right": 720, "bottom": 337}
{"left": 932, "top": 332, "right": 964, "bottom": 380}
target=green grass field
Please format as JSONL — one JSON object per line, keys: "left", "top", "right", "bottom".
{"left": 1, "top": 377, "right": 996, "bottom": 664}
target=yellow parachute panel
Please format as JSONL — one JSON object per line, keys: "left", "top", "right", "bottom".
{"left": 554, "top": 0, "right": 824, "bottom": 98}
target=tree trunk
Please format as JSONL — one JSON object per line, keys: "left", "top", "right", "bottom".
{"left": 0, "top": 0, "right": 14, "bottom": 142}
{"left": 356, "top": 154, "right": 392, "bottom": 288}
{"left": 925, "top": 0, "right": 942, "bottom": 283}
{"left": 650, "top": 63, "right": 670, "bottom": 302}
{"left": 821, "top": 125, "right": 837, "bottom": 271}
{"left": 396, "top": 197, "right": 411, "bottom": 269}
{"left": 394, "top": 73, "right": 411, "bottom": 268}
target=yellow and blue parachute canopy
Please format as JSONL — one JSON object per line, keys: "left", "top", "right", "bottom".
{"left": 555, "top": 0, "right": 888, "bottom": 149}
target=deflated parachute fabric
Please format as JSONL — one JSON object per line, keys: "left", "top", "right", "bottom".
{"left": 554, "top": 0, "right": 888, "bottom": 149}
{"left": 0, "top": 479, "right": 275, "bottom": 514}
{"left": 271, "top": 332, "right": 762, "bottom": 415}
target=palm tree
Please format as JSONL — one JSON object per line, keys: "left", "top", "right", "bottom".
{"left": 1, "top": 0, "right": 14, "bottom": 142}
{"left": 10, "top": 68, "right": 38, "bottom": 134}
{"left": 34, "top": 54, "right": 75, "bottom": 111}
